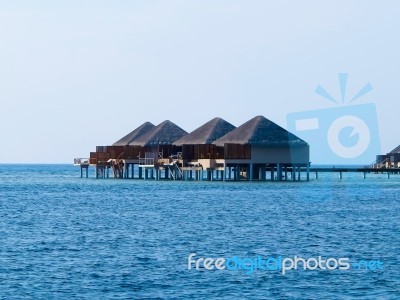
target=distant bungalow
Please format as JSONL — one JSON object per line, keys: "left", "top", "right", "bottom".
{"left": 375, "top": 145, "right": 400, "bottom": 168}
{"left": 77, "top": 116, "right": 310, "bottom": 181}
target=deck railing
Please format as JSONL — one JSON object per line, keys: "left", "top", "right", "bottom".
{"left": 139, "top": 158, "right": 155, "bottom": 166}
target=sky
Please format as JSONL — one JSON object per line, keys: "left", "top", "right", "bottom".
{"left": 0, "top": 0, "right": 399, "bottom": 163}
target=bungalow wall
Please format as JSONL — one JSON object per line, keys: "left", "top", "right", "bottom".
{"left": 389, "top": 153, "right": 400, "bottom": 163}
{"left": 251, "top": 145, "right": 309, "bottom": 164}
{"left": 182, "top": 144, "right": 224, "bottom": 160}
{"left": 91, "top": 144, "right": 182, "bottom": 163}
{"left": 223, "top": 144, "right": 251, "bottom": 159}
{"left": 146, "top": 145, "right": 182, "bottom": 158}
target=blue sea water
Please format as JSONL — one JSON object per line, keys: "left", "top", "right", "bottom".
{"left": 0, "top": 164, "right": 399, "bottom": 299}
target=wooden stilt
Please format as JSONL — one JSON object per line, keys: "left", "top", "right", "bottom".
{"left": 277, "top": 163, "right": 282, "bottom": 181}
{"left": 292, "top": 166, "right": 296, "bottom": 181}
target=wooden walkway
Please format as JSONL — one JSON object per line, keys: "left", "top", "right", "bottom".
{"left": 309, "top": 167, "right": 400, "bottom": 179}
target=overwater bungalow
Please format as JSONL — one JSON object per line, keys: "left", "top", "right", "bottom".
{"left": 76, "top": 115, "right": 311, "bottom": 181}
{"left": 375, "top": 145, "right": 400, "bottom": 168}
{"left": 212, "top": 115, "right": 310, "bottom": 181}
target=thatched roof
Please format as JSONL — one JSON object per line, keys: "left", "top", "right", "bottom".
{"left": 112, "top": 122, "right": 155, "bottom": 146}
{"left": 213, "top": 115, "right": 308, "bottom": 147}
{"left": 130, "top": 120, "right": 187, "bottom": 146}
{"left": 173, "top": 117, "right": 235, "bottom": 146}
{"left": 389, "top": 145, "right": 400, "bottom": 154}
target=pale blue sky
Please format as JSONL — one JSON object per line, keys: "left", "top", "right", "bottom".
{"left": 1, "top": 0, "right": 399, "bottom": 163}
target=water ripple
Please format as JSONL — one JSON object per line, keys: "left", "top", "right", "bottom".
{"left": 0, "top": 165, "right": 399, "bottom": 299}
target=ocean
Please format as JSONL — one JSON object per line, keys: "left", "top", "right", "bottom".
{"left": 0, "top": 164, "right": 399, "bottom": 299}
